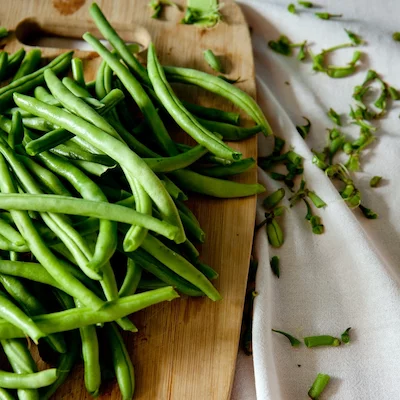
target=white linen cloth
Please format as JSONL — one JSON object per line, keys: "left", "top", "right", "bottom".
{"left": 231, "top": 1, "right": 400, "bottom": 399}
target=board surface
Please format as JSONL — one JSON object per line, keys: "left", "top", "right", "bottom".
{"left": 0, "top": 0, "right": 258, "bottom": 398}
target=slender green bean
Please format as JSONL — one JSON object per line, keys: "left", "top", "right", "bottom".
{"left": 9, "top": 111, "right": 23, "bottom": 149}
{"left": 0, "top": 52, "right": 8, "bottom": 82}
{"left": 171, "top": 169, "right": 265, "bottom": 197}
{"left": 165, "top": 66, "right": 272, "bottom": 135}
{"left": 0, "top": 51, "right": 73, "bottom": 111}
{"left": 0, "top": 235, "right": 29, "bottom": 252}
{"left": 197, "top": 118, "right": 261, "bottom": 141}
{"left": 178, "top": 210, "right": 205, "bottom": 243}
{"left": 71, "top": 159, "right": 115, "bottom": 176}
{"left": 196, "top": 157, "right": 256, "bottom": 177}
{"left": 203, "top": 49, "right": 223, "bottom": 73}
{"left": 137, "top": 279, "right": 167, "bottom": 290}
{"left": 83, "top": 32, "right": 179, "bottom": 156}
{"left": 75, "top": 299, "right": 101, "bottom": 397}
{"left": 34, "top": 86, "right": 61, "bottom": 107}
{"left": 175, "top": 199, "right": 201, "bottom": 228}
{"left": 0, "top": 388, "right": 13, "bottom": 400}
{"left": 0, "top": 369, "right": 57, "bottom": 389}
{"left": 71, "top": 57, "right": 86, "bottom": 87}
{"left": 196, "top": 262, "right": 219, "bottom": 280}
{"left": 0, "top": 216, "right": 26, "bottom": 245}
{"left": 119, "top": 259, "right": 142, "bottom": 297}
{"left": 0, "top": 287, "right": 179, "bottom": 339}
{"left": 14, "top": 93, "right": 186, "bottom": 243}
{"left": 141, "top": 234, "right": 221, "bottom": 300}
{"left": 148, "top": 43, "right": 241, "bottom": 161}
{"left": 160, "top": 175, "right": 188, "bottom": 201}
{"left": 105, "top": 322, "right": 135, "bottom": 399}
{"left": 22, "top": 117, "right": 55, "bottom": 132}
{"left": 12, "top": 49, "right": 42, "bottom": 82}
{"left": 4, "top": 107, "right": 32, "bottom": 117}
{"left": 4, "top": 48, "right": 25, "bottom": 80}
{"left": 62, "top": 77, "right": 104, "bottom": 109}
{"left": 0, "top": 154, "right": 104, "bottom": 310}
{"left": 1, "top": 338, "right": 39, "bottom": 400}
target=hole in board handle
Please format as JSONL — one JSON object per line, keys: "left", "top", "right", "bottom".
{"left": 15, "top": 18, "right": 150, "bottom": 53}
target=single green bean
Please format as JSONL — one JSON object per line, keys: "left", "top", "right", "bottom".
{"left": 75, "top": 299, "right": 101, "bottom": 397}
{"left": 0, "top": 154, "right": 104, "bottom": 310}
{"left": 14, "top": 93, "right": 186, "bottom": 243}
{"left": 22, "top": 117, "right": 55, "bottom": 132}
{"left": 197, "top": 118, "right": 261, "bottom": 141}
{"left": 171, "top": 169, "right": 265, "bottom": 197}
{"left": 165, "top": 66, "right": 272, "bottom": 135}
{"left": 89, "top": 3, "right": 149, "bottom": 85}
{"left": 0, "top": 369, "right": 57, "bottom": 389}
{"left": 34, "top": 86, "right": 61, "bottom": 107}
{"left": 12, "top": 49, "right": 42, "bottom": 82}
{"left": 196, "top": 157, "right": 256, "bottom": 177}
{"left": 160, "top": 175, "right": 188, "bottom": 201}
{"left": 119, "top": 259, "right": 142, "bottom": 297}
{"left": 175, "top": 199, "right": 201, "bottom": 228}
{"left": 196, "top": 262, "right": 219, "bottom": 280}
{"left": 2, "top": 338, "right": 39, "bottom": 400}
{"left": 9, "top": 111, "right": 23, "bottom": 149}
{"left": 4, "top": 107, "right": 33, "bottom": 117}
{"left": 83, "top": 32, "right": 179, "bottom": 156}
{"left": 0, "top": 51, "right": 73, "bottom": 111}
{"left": 4, "top": 48, "right": 25, "bottom": 80}
{"left": 71, "top": 57, "right": 86, "bottom": 87}
{"left": 62, "top": 77, "right": 104, "bottom": 108}
{"left": 203, "top": 49, "right": 224, "bottom": 73}
{"left": 105, "top": 322, "right": 135, "bottom": 399}
{"left": 138, "top": 278, "right": 167, "bottom": 290}
{"left": 0, "top": 235, "right": 29, "bottom": 252}
{"left": 141, "top": 234, "right": 221, "bottom": 301}
{"left": 144, "top": 144, "right": 207, "bottom": 172}
{"left": 148, "top": 43, "right": 241, "bottom": 161}
{"left": 71, "top": 159, "right": 115, "bottom": 176}
{"left": 181, "top": 100, "right": 240, "bottom": 125}
{"left": 0, "top": 215, "right": 26, "bottom": 245}
{"left": 0, "top": 287, "right": 179, "bottom": 339}
{"left": 178, "top": 209, "right": 205, "bottom": 243}
{"left": 0, "top": 388, "right": 13, "bottom": 400}
{"left": 0, "top": 52, "right": 8, "bottom": 82}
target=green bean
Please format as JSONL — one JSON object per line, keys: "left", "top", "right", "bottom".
{"left": 0, "top": 388, "right": 13, "bottom": 400}
{"left": 14, "top": 93, "right": 186, "bottom": 243}
{"left": 40, "top": 330, "right": 80, "bottom": 400}
{"left": 178, "top": 209, "right": 205, "bottom": 243}
{"left": 71, "top": 57, "right": 86, "bottom": 87}
{"left": 105, "top": 322, "right": 135, "bottom": 399}
{"left": 1, "top": 338, "right": 39, "bottom": 399}
{"left": 0, "top": 51, "right": 73, "bottom": 111}
{"left": 123, "top": 246, "right": 204, "bottom": 297}
{"left": 0, "top": 291, "right": 44, "bottom": 343}
{"left": 19, "top": 155, "right": 72, "bottom": 196}
{"left": 0, "top": 235, "right": 29, "bottom": 252}
{"left": 196, "top": 262, "right": 219, "bottom": 280}
{"left": 148, "top": 43, "right": 241, "bottom": 161}
{"left": 0, "top": 139, "right": 97, "bottom": 280}
{"left": 75, "top": 299, "right": 101, "bottom": 397}
{"left": 8, "top": 111, "right": 23, "bottom": 149}
{"left": 203, "top": 49, "right": 223, "bottom": 73}
{"left": 0, "top": 274, "right": 66, "bottom": 353}
{"left": 114, "top": 78, "right": 137, "bottom": 131}
{"left": 0, "top": 52, "right": 8, "bottom": 82}
{"left": 0, "top": 287, "right": 179, "bottom": 339}
{"left": 34, "top": 86, "right": 61, "bottom": 107}
{"left": 171, "top": 169, "right": 265, "bottom": 198}
{"left": 83, "top": 32, "right": 179, "bottom": 157}
{"left": 5, "top": 48, "right": 25, "bottom": 80}
{"left": 4, "top": 107, "right": 33, "bottom": 117}
{"left": 144, "top": 144, "right": 207, "bottom": 172}
{"left": 165, "top": 66, "right": 272, "bottom": 136}
{"left": 71, "top": 159, "right": 114, "bottom": 176}
{"left": 160, "top": 175, "right": 188, "bottom": 201}
{"left": 141, "top": 234, "right": 221, "bottom": 300}
{"left": 62, "top": 77, "right": 104, "bottom": 109}
{"left": 12, "top": 49, "right": 42, "bottom": 82}
{"left": 196, "top": 157, "right": 256, "bottom": 177}
{"left": 0, "top": 154, "right": 104, "bottom": 310}
{"left": 181, "top": 100, "right": 240, "bottom": 125}
{"left": 33, "top": 150, "right": 117, "bottom": 272}
{"left": 119, "top": 259, "right": 142, "bottom": 297}
{"left": 197, "top": 118, "right": 261, "bottom": 141}
{"left": 0, "top": 193, "right": 180, "bottom": 241}
{"left": 0, "top": 215, "right": 26, "bottom": 246}
{"left": 175, "top": 199, "right": 201, "bottom": 228}
{"left": 95, "top": 60, "right": 107, "bottom": 99}
{"left": 25, "top": 88, "right": 125, "bottom": 156}
{"left": 180, "top": 239, "right": 200, "bottom": 261}
{"left": 22, "top": 117, "right": 55, "bottom": 132}
{"left": 0, "top": 369, "right": 57, "bottom": 389}
{"left": 138, "top": 278, "right": 167, "bottom": 290}
{"left": 89, "top": 2, "right": 149, "bottom": 85}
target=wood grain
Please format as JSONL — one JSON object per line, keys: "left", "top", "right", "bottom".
{"left": 0, "top": 0, "right": 258, "bottom": 398}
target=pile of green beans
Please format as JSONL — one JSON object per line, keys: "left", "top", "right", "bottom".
{"left": 0, "top": 2, "right": 270, "bottom": 398}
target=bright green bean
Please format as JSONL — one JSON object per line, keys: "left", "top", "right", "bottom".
{"left": 34, "top": 86, "right": 61, "bottom": 106}
{"left": 0, "top": 52, "right": 8, "bottom": 82}
{"left": 171, "top": 169, "right": 265, "bottom": 197}
{"left": 119, "top": 259, "right": 142, "bottom": 297}
{"left": 197, "top": 118, "right": 261, "bottom": 141}
{"left": 4, "top": 107, "right": 32, "bottom": 117}
{"left": 141, "top": 234, "right": 221, "bottom": 300}
{"left": 71, "top": 57, "right": 86, "bottom": 87}
{"left": 165, "top": 66, "right": 272, "bottom": 136}
{"left": 196, "top": 262, "right": 219, "bottom": 280}
{"left": 83, "top": 32, "right": 179, "bottom": 157}
{"left": 4, "top": 48, "right": 25, "bottom": 80}
{"left": 178, "top": 210, "right": 205, "bottom": 243}
{"left": 63, "top": 77, "right": 104, "bottom": 108}
{"left": 14, "top": 93, "right": 186, "bottom": 243}
{"left": 9, "top": 111, "right": 23, "bottom": 149}
{"left": 0, "top": 287, "right": 179, "bottom": 339}
{"left": 148, "top": 43, "right": 241, "bottom": 161}
{"left": 0, "top": 217, "right": 25, "bottom": 245}
{"left": 22, "top": 117, "right": 54, "bottom": 132}
{"left": 196, "top": 157, "right": 256, "bottom": 177}
{"left": 0, "top": 369, "right": 57, "bottom": 389}
{"left": 0, "top": 388, "right": 13, "bottom": 400}
{"left": 0, "top": 235, "right": 29, "bottom": 252}
{"left": 203, "top": 49, "right": 223, "bottom": 72}
{"left": 160, "top": 175, "right": 188, "bottom": 201}
{"left": 0, "top": 51, "right": 73, "bottom": 111}
{"left": 12, "top": 49, "right": 42, "bottom": 82}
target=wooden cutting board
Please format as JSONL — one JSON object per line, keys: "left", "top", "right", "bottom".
{"left": 0, "top": 0, "right": 258, "bottom": 398}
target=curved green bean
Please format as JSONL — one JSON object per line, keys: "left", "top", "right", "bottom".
{"left": 14, "top": 93, "right": 186, "bottom": 243}
{"left": 12, "top": 49, "right": 42, "bottom": 82}
{"left": 195, "top": 157, "right": 256, "bottom": 178}
{"left": 0, "top": 369, "right": 57, "bottom": 389}
{"left": 71, "top": 57, "right": 85, "bottom": 87}
{"left": 0, "top": 287, "right": 179, "bottom": 339}
{"left": 141, "top": 234, "right": 221, "bottom": 301}
{"left": 0, "top": 51, "right": 73, "bottom": 111}
{"left": 5, "top": 48, "right": 25, "bottom": 80}
{"left": 0, "top": 217, "right": 26, "bottom": 246}
{"left": 171, "top": 169, "right": 265, "bottom": 198}
{"left": 164, "top": 65, "right": 272, "bottom": 136}
{"left": 147, "top": 43, "right": 241, "bottom": 161}
{"left": 119, "top": 259, "right": 142, "bottom": 297}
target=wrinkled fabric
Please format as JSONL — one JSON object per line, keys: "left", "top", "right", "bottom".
{"left": 232, "top": 1, "right": 400, "bottom": 399}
